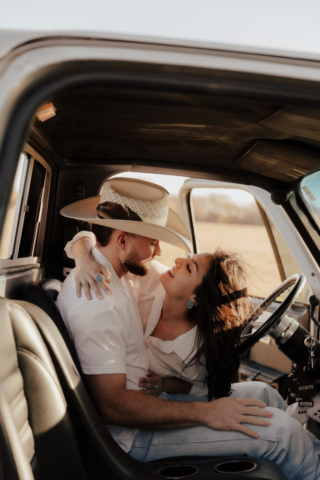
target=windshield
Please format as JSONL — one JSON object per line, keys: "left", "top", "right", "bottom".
{"left": 300, "top": 171, "right": 320, "bottom": 227}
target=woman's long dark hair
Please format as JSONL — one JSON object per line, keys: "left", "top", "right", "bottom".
{"left": 186, "top": 249, "right": 251, "bottom": 400}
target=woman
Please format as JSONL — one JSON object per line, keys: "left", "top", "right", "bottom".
{"left": 66, "top": 232, "right": 260, "bottom": 401}
{"left": 140, "top": 250, "right": 251, "bottom": 400}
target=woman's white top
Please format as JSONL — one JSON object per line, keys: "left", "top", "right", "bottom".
{"left": 143, "top": 289, "right": 208, "bottom": 396}
{"left": 65, "top": 231, "right": 208, "bottom": 396}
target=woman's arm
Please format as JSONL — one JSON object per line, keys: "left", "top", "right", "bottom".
{"left": 162, "top": 377, "right": 192, "bottom": 394}
{"left": 66, "top": 233, "right": 110, "bottom": 299}
{"left": 65, "top": 231, "right": 96, "bottom": 259}
{"left": 71, "top": 235, "right": 95, "bottom": 259}
{"left": 139, "top": 371, "right": 192, "bottom": 395}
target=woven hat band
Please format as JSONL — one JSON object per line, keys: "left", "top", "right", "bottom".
{"left": 99, "top": 183, "right": 170, "bottom": 226}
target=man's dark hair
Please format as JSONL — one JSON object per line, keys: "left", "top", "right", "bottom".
{"left": 90, "top": 201, "right": 142, "bottom": 247}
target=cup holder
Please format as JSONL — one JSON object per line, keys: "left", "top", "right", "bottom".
{"left": 157, "top": 464, "right": 199, "bottom": 479}
{"left": 214, "top": 460, "right": 257, "bottom": 474}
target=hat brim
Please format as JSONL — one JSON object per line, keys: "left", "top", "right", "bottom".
{"left": 61, "top": 196, "right": 192, "bottom": 253}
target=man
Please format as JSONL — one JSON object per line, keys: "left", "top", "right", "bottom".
{"left": 57, "top": 177, "right": 320, "bottom": 480}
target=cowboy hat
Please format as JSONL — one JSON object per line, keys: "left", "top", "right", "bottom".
{"left": 60, "top": 177, "right": 192, "bottom": 252}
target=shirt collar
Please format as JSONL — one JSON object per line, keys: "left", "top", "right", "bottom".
{"left": 147, "top": 326, "right": 197, "bottom": 361}
{"left": 173, "top": 327, "right": 198, "bottom": 361}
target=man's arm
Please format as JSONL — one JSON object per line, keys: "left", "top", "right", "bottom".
{"left": 85, "top": 373, "right": 273, "bottom": 438}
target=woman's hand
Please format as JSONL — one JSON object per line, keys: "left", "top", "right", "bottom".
{"left": 75, "top": 252, "right": 111, "bottom": 300}
{"left": 139, "top": 370, "right": 163, "bottom": 397}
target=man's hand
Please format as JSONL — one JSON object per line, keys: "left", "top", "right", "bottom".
{"left": 139, "top": 370, "right": 163, "bottom": 397}
{"left": 201, "top": 397, "right": 273, "bottom": 439}
{"left": 75, "top": 252, "right": 111, "bottom": 300}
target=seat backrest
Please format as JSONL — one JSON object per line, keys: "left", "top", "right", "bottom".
{"left": 0, "top": 298, "right": 88, "bottom": 480}
{"left": 16, "top": 300, "right": 145, "bottom": 480}
{"left": 21, "top": 280, "right": 83, "bottom": 375}
{"left": 0, "top": 381, "right": 34, "bottom": 480}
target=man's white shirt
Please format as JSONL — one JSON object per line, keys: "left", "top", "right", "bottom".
{"left": 57, "top": 246, "right": 149, "bottom": 451}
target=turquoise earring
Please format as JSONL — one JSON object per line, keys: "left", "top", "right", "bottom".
{"left": 187, "top": 299, "right": 194, "bottom": 309}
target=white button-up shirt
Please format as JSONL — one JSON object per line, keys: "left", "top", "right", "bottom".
{"left": 143, "top": 284, "right": 207, "bottom": 396}
{"left": 57, "top": 247, "right": 148, "bottom": 452}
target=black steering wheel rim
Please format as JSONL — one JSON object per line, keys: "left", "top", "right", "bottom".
{"left": 237, "top": 273, "right": 306, "bottom": 356}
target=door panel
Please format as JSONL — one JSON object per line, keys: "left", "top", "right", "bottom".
{"left": 0, "top": 268, "right": 43, "bottom": 299}
{"left": 249, "top": 342, "right": 292, "bottom": 374}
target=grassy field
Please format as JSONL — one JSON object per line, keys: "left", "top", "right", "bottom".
{"left": 158, "top": 222, "right": 282, "bottom": 299}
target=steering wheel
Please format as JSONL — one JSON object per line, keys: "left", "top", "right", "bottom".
{"left": 237, "top": 273, "right": 306, "bottom": 356}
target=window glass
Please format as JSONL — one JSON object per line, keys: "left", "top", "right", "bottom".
{"left": 0, "top": 154, "right": 28, "bottom": 259}
{"left": 300, "top": 171, "right": 320, "bottom": 227}
{"left": 191, "top": 188, "right": 282, "bottom": 298}
{"left": 18, "top": 160, "right": 47, "bottom": 258}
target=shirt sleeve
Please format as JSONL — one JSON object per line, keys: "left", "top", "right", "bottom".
{"left": 68, "top": 301, "right": 127, "bottom": 375}
{"left": 64, "top": 231, "right": 97, "bottom": 259}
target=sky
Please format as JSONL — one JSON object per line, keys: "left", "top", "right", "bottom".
{"left": 2, "top": 0, "right": 320, "bottom": 55}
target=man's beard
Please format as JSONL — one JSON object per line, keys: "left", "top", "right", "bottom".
{"left": 124, "top": 248, "right": 151, "bottom": 276}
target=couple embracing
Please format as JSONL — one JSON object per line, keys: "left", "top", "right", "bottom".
{"left": 57, "top": 177, "right": 320, "bottom": 480}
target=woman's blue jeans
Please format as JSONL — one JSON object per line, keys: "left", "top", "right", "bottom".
{"left": 129, "top": 382, "right": 320, "bottom": 480}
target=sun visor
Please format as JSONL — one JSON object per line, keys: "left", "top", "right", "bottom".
{"left": 260, "top": 106, "right": 320, "bottom": 143}
{"left": 237, "top": 141, "right": 320, "bottom": 182}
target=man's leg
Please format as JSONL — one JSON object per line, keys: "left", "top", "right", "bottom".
{"left": 129, "top": 396, "right": 320, "bottom": 480}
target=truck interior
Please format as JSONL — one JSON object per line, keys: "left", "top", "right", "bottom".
{"left": 1, "top": 56, "right": 320, "bottom": 480}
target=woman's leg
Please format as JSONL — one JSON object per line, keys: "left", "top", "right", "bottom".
{"left": 167, "top": 381, "right": 287, "bottom": 411}
{"left": 229, "top": 381, "right": 288, "bottom": 411}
